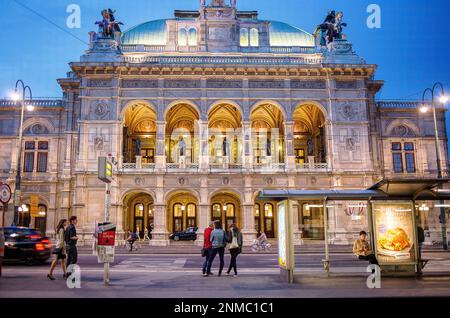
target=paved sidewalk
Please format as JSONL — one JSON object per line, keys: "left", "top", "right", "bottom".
{"left": 75, "top": 240, "right": 449, "bottom": 255}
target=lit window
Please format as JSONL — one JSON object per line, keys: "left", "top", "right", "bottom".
{"left": 188, "top": 28, "right": 197, "bottom": 46}
{"left": 178, "top": 28, "right": 188, "bottom": 46}
{"left": 226, "top": 204, "right": 235, "bottom": 218}
{"left": 135, "top": 204, "right": 144, "bottom": 217}
{"left": 250, "top": 28, "right": 259, "bottom": 47}
{"left": 187, "top": 203, "right": 196, "bottom": 218}
{"left": 212, "top": 203, "right": 221, "bottom": 218}
{"left": 240, "top": 28, "right": 249, "bottom": 47}
{"left": 264, "top": 204, "right": 273, "bottom": 218}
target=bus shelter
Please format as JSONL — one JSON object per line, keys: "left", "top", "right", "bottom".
{"left": 257, "top": 179, "right": 450, "bottom": 283}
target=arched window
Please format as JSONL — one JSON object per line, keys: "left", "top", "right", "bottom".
{"left": 240, "top": 28, "right": 249, "bottom": 47}
{"left": 173, "top": 203, "right": 183, "bottom": 232}
{"left": 188, "top": 28, "right": 198, "bottom": 46}
{"left": 35, "top": 204, "right": 47, "bottom": 235}
{"left": 212, "top": 203, "right": 222, "bottom": 220}
{"left": 263, "top": 203, "right": 274, "bottom": 238}
{"left": 178, "top": 28, "right": 188, "bottom": 46}
{"left": 134, "top": 203, "right": 145, "bottom": 236}
{"left": 225, "top": 203, "right": 235, "bottom": 230}
{"left": 254, "top": 204, "right": 261, "bottom": 233}
{"left": 250, "top": 28, "right": 259, "bottom": 47}
{"left": 186, "top": 203, "right": 197, "bottom": 228}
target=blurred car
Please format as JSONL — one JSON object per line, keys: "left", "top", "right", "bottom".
{"left": 2, "top": 227, "right": 52, "bottom": 265}
{"left": 169, "top": 227, "right": 198, "bottom": 241}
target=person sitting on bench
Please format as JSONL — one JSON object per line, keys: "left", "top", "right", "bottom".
{"left": 353, "top": 230, "right": 379, "bottom": 265}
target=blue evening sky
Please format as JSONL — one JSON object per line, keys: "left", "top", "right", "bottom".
{"left": 0, "top": 0, "right": 449, "bottom": 101}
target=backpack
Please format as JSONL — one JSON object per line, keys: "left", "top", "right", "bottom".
{"left": 132, "top": 232, "right": 138, "bottom": 240}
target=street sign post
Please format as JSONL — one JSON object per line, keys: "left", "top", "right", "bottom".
{"left": 97, "top": 157, "right": 115, "bottom": 285}
{"left": 0, "top": 183, "right": 12, "bottom": 278}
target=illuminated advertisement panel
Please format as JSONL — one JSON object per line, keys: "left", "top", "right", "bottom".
{"left": 373, "top": 202, "right": 417, "bottom": 264}
{"left": 277, "top": 201, "right": 287, "bottom": 268}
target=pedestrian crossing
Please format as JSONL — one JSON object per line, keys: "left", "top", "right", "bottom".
{"left": 113, "top": 257, "right": 187, "bottom": 270}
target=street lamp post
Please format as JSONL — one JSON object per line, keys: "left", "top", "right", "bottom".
{"left": 11, "top": 80, "right": 34, "bottom": 227}
{"left": 421, "top": 82, "right": 448, "bottom": 250}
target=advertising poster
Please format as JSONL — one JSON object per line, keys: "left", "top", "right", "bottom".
{"left": 373, "top": 203, "right": 416, "bottom": 264}
{"left": 277, "top": 202, "right": 287, "bottom": 268}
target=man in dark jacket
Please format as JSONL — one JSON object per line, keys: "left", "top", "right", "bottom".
{"left": 65, "top": 216, "right": 79, "bottom": 268}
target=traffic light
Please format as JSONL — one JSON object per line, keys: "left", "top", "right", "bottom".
{"left": 98, "top": 157, "right": 113, "bottom": 183}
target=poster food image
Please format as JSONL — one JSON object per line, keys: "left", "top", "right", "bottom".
{"left": 373, "top": 203, "right": 416, "bottom": 264}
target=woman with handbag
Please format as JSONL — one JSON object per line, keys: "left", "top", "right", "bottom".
{"left": 226, "top": 223, "right": 243, "bottom": 277}
{"left": 47, "top": 219, "right": 68, "bottom": 280}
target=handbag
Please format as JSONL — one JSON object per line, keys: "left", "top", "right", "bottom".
{"left": 229, "top": 236, "right": 239, "bottom": 250}
{"left": 53, "top": 247, "right": 62, "bottom": 255}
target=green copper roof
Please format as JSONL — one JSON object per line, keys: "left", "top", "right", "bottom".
{"left": 121, "top": 19, "right": 315, "bottom": 47}
{"left": 122, "top": 19, "right": 168, "bottom": 46}
{"left": 269, "top": 21, "right": 315, "bottom": 47}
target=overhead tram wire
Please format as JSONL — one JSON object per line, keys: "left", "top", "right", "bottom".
{"left": 12, "top": 0, "right": 89, "bottom": 46}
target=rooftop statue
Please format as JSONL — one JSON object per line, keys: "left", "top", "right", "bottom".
{"left": 314, "top": 10, "right": 347, "bottom": 46}
{"left": 95, "top": 9, "right": 123, "bottom": 38}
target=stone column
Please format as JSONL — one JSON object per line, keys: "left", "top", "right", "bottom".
{"left": 242, "top": 121, "right": 253, "bottom": 170}
{"left": 150, "top": 204, "right": 169, "bottom": 246}
{"left": 241, "top": 203, "right": 257, "bottom": 246}
{"left": 198, "top": 120, "right": 209, "bottom": 171}
{"left": 196, "top": 204, "right": 209, "bottom": 246}
{"left": 285, "top": 121, "right": 295, "bottom": 171}
{"left": 155, "top": 121, "right": 166, "bottom": 171}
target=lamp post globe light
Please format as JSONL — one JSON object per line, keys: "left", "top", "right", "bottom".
{"left": 10, "top": 80, "right": 34, "bottom": 227}
{"left": 420, "top": 82, "right": 448, "bottom": 250}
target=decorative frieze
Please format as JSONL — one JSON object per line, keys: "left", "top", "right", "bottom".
{"left": 335, "top": 80, "right": 357, "bottom": 89}
{"left": 87, "top": 79, "right": 113, "bottom": 88}
{"left": 336, "top": 103, "right": 361, "bottom": 121}
{"left": 164, "top": 80, "right": 201, "bottom": 88}
{"left": 291, "top": 80, "right": 326, "bottom": 89}
{"left": 122, "top": 79, "right": 159, "bottom": 88}
{"left": 248, "top": 80, "right": 285, "bottom": 89}
{"left": 206, "top": 79, "right": 243, "bottom": 88}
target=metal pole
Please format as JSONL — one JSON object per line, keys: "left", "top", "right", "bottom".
{"left": 13, "top": 99, "right": 25, "bottom": 226}
{"left": 423, "top": 84, "right": 448, "bottom": 250}
{"left": 323, "top": 199, "right": 330, "bottom": 276}
{"left": 104, "top": 182, "right": 111, "bottom": 286}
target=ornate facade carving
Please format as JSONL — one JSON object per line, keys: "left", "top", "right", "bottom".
{"left": 291, "top": 80, "right": 326, "bottom": 89}
{"left": 249, "top": 80, "right": 285, "bottom": 89}
{"left": 165, "top": 80, "right": 201, "bottom": 88}
{"left": 122, "top": 79, "right": 158, "bottom": 88}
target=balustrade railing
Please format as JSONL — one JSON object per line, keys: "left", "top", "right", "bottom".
{"left": 296, "top": 163, "right": 329, "bottom": 170}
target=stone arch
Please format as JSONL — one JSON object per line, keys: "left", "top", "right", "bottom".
{"left": 208, "top": 100, "right": 244, "bottom": 123}
{"left": 208, "top": 188, "right": 243, "bottom": 204}
{"left": 120, "top": 100, "right": 157, "bottom": 121}
{"left": 164, "top": 100, "right": 201, "bottom": 120}
{"left": 22, "top": 118, "right": 55, "bottom": 134}
{"left": 164, "top": 188, "right": 200, "bottom": 203}
{"left": 386, "top": 119, "right": 420, "bottom": 137}
{"left": 250, "top": 100, "right": 287, "bottom": 121}
{"left": 293, "top": 101, "right": 329, "bottom": 121}
{"left": 120, "top": 188, "right": 156, "bottom": 203}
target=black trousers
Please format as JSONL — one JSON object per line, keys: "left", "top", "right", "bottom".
{"left": 66, "top": 245, "right": 78, "bottom": 268}
{"left": 227, "top": 248, "right": 240, "bottom": 275}
{"left": 359, "top": 254, "right": 378, "bottom": 265}
{"left": 207, "top": 247, "right": 225, "bottom": 275}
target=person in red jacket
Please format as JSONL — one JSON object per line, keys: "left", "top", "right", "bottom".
{"left": 202, "top": 221, "right": 214, "bottom": 276}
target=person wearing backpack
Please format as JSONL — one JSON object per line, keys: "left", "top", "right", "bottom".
{"left": 226, "top": 223, "right": 243, "bottom": 277}
{"left": 205, "top": 220, "right": 227, "bottom": 277}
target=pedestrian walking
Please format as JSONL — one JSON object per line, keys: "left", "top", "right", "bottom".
{"left": 417, "top": 225, "right": 426, "bottom": 274}
{"left": 65, "top": 216, "right": 79, "bottom": 271}
{"left": 127, "top": 230, "right": 138, "bottom": 251}
{"left": 226, "top": 223, "right": 243, "bottom": 277}
{"left": 47, "top": 219, "right": 68, "bottom": 280}
{"left": 202, "top": 221, "right": 214, "bottom": 276}
{"left": 144, "top": 227, "right": 150, "bottom": 241}
{"left": 205, "top": 220, "right": 228, "bottom": 277}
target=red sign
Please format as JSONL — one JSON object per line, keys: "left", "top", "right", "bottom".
{"left": 98, "top": 229, "right": 116, "bottom": 246}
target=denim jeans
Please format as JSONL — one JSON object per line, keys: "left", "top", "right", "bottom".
{"left": 202, "top": 248, "right": 212, "bottom": 274}
{"left": 206, "top": 247, "right": 225, "bottom": 275}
